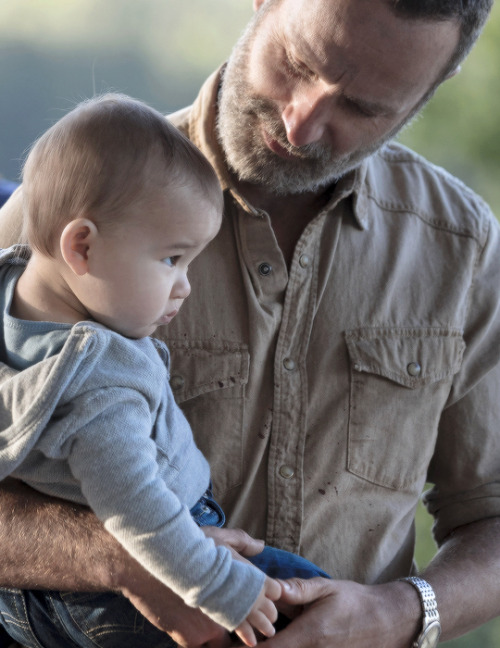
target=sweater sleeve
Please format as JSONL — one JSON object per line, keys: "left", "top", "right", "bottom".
{"left": 65, "top": 389, "right": 265, "bottom": 631}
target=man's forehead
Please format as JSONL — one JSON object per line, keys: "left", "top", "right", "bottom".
{"left": 276, "top": 0, "right": 459, "bottom": 108}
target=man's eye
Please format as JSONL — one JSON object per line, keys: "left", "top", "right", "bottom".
{"left": 162, "top": 256, "right": 179, "bottom": 267}
{"left": 344, "top": 98, "right": 376, "bottom": 118}
{"left": 285, "top": 52, "right": 313, "bottom": 80}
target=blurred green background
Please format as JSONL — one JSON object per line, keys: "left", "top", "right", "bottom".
{"left": 0, "top": 1, "right": 499, "bottom": 645}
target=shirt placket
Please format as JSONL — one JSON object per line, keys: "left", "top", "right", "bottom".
{"left": 266, "top": 215, "right": 326, "bottom": 553}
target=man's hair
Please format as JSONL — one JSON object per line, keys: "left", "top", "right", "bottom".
{"left": 388, "top": 0, "right": 493, "bottom": 77}
{"left": 22, "top": 93, "right": 223, "bottom": 255}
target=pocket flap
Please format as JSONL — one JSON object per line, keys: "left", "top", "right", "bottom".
{"left": 167, "top": 340, "right": 249, "bottom": 402}
{"left": 345, "top": 327, "right": 465, "bottom": 388}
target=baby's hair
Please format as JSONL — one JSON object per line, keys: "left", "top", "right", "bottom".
{"left": 22, "top": 93, "right": 223, "bottom": 255}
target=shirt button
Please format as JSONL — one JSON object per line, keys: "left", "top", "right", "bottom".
{"left": 407, "top": 362, "right": 421, "bottom": 377}
{"left": 283, "top": 357, "right": 296, "bottom": 371}
{"left": 299, "top": 254, "right": 311, "bottom": 268}
{"left": 170, "top": 374, "right": 185, "bottom": 390}
{"left": 279, "top": 465, "right": 295, "bottom": 479}
{"left": 259, "top": 262, "right": 272, "bottom": 276}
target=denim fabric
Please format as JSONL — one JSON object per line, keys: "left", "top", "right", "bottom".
{"left": 0, "top": 587, "right": 175, "bottom": 648}
{"left": 190, "top": 488, "right": 225, "bottom": 527}
{"left": 248, "top": 545, "right": 330, "bottom": 580}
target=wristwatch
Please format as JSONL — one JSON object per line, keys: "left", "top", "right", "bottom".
{"left": 400, "top": 576, "right": 441, "bottom": 648}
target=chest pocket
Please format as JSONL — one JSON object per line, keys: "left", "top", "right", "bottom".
{"left": 167, "top": 340, "right": 249, "bottom": 496}
{"left": 345, "top": 327, "right": 465, "bottom": 491}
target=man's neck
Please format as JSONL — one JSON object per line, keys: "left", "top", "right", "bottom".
{"left": 233, "top": 177, "right": 335, "bottom": 267}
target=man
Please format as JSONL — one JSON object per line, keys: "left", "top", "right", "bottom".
{"left": 0, "top": 1, "right": 499, "bottom": 647}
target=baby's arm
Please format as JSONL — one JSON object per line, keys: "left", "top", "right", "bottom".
{"left": 234, "top": 576, "right": 282, "bottom": 647}
{"left": 64, "top": 391, "right": 266, "bottom": 631}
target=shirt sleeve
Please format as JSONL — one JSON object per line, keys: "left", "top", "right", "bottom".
{"left": 65, "top": 389, "right": 265, "bottom": 631}
{"left": 425, "top": 209, "right": 500, "bottom": 543}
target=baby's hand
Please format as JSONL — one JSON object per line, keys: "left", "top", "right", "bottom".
{"left": 234, "top": 576, "right": 282, "bottom": 647}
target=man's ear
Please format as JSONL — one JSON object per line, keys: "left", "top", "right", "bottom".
{"left": 60, "top": 218, "right": 98, "bottom": 276}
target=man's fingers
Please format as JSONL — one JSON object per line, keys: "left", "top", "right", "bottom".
{"left": 255, "top": 618, "right": 305, "bottom": 648}
{"left": 205, "top": 630, "right": 235, "bottom": 648}
{"left": 225, "top": 528, "right": 265, "bottom": 556}
{"left": 277, "top": 577, "right": 333, "bottom": 606}
{"left": 202, "top": 526, "right": 265, "bottom": 557}
{"left": 169, "top": 623, "right": 230, "bottom": 648}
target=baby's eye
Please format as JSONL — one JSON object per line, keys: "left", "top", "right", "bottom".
{"left": 162, "top": 256, "right": 179, "bottom": 267}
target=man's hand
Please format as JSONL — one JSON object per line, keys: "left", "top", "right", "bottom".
{"left": 122, "top": 573, "right": 232, "bottom": 648}
{"left": 201, "top": 526, "right": 266, "bottom": 559}
{"left": 254, "top": 577, "right": 419, "bottom": 648}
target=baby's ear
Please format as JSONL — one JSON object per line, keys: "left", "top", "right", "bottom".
{"left": 60, "top": 218, "right": 98, "bottom": 276}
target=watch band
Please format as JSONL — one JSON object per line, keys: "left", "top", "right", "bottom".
{"left": 400, "top": 576, "right": 441, "bottom": 648}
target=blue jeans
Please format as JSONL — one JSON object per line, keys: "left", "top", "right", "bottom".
{"left": 0, "top": 492, "right": 330, "bottom": 647}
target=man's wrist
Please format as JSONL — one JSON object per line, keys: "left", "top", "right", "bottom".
{"left": 399, "top": 577, "right": 441, "bottom": 648}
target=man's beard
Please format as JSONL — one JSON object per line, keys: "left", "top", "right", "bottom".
{"left": 216, "top": 16, "right": 393, "bottom": 196}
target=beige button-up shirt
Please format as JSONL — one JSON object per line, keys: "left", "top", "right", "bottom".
{"left": 164, "top": 71, "right": 500, "bottom": 583}
{"left": 0, "top": 71, "right": 499, "bottom": 584}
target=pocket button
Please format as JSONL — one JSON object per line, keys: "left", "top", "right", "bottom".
{"left": 407, "top": 362, "right": 422, "bottom": 377}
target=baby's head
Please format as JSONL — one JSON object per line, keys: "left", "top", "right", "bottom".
{"left": 22, "top": 93, "right": 223, "bottom": 256}
{"left": 21, "top": 94, "right": 223, "bottom": 338}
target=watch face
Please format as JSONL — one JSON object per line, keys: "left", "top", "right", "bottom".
{"left": 420, "top": 622, "right": 441, "bottom": 648}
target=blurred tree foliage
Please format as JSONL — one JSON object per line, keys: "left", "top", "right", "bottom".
{"left": 0, "top": 0, "right": 252, "bottom": 181}
{"left": 0, "top": 2, "right": 499, "bottom": 645}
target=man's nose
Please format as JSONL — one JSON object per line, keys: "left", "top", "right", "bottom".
{"left": 281, "top": 86, "right": 332, "bottom": 148}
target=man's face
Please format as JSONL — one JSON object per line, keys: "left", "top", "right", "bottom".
{"left": 217, "top": 0, "right": 460, "bottom": 195}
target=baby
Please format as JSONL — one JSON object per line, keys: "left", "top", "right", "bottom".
{"left": 0, "top": 94, "right": 279, "bottom": 647}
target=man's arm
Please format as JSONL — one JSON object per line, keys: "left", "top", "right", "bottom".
{"left": 0, "top": 478, "right": 264, "bottom": 647}
{"left": 0, "top": 187, "right": 25, "bottom": 247}
{"left": 0, "top": 477, "right": 117, "bottom": 591}
{"left": 261, "top": 517, "right": 500, "bottom": 648}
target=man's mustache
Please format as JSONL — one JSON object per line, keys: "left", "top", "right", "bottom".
{"left": 244, "top": 95, "right": 333, "bottom": 163}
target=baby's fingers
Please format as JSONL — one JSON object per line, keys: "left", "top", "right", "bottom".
{"left": 260, "top": 595, "right": 279, "bottom": 625}
{"left": 264, "top": 577, "right": 282, "bottom": 601}
{"left": 234, "top": 620, "right": 257, "bottom": 647}
{"left": 250, "top": 609, "right": 277, "bottom": 639}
